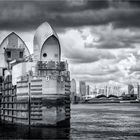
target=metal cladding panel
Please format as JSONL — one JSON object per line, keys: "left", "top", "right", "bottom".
{"left": 17, "top": 87, "right": 28, "bottom": 95}
{"left": 41, "top": 76, "right": 65, "bottom": 95}
{"left": 42, "top": 78, "right": 57, "bottom": 94}
{"left": 33, "top": 22, "right": 61, "bottom": 61}
{"left": 0, "top": 52, "right": 7, "bottom": 68}
{"left": 30, "top": 80, "right": 42, "bottom": 95}
{"left": 57, "top": 78, "right": 65, "bottom": 94}
{"left": 12, "top": 62, "right": 36, "bottom": 85}
{"left": 8, "top": 33, "right": 18, "bottom": 47}
{"left": 0, "top": 32, "right": 30, "bottom": 68}
{"left": 40, "top": 36, "right": 60, "bottom": 62}
{"left": 16, "top": 82, "right": 29, "bottom": 101}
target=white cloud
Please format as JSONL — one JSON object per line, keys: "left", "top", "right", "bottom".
{"left": 1, "top": 23, "right": 140, "bottom": 92}
{"left": 59, "top": 24, "right": 140, "bottom": 90}
{"left": 59, "top": 27, "right": 115, "bottom": 63}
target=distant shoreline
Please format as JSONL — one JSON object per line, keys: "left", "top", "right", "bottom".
{"left": 75, "top": 99, "right": 140, "bottom": 104}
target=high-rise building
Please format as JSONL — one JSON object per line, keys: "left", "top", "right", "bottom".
{"left": 79, "top": 81, "right": 86, "bottom": 96}
{"left": 128, "top": 84, "right": 134, "bottom": 95}
{"left": 86, "top": 85, "right": 90, "bottom": 95}
{"left": 137, "top": 84, "right": 140, "bottom": 100}
{"left": 71, "top": 79, "right": 76, "bottom": 93}
{"left": 70, "top": 79, "right": 77, "bottom": 103}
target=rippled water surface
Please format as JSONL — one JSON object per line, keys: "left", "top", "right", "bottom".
{"left": 71, "top": 103, "right": 140, "bottom": 140}
{"left": 0, "top": 103, "right": 140, "bottom": 139}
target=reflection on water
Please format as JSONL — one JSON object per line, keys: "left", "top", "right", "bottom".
{"left": 0, "top": 103, "right": 140, "bottom": 139}
{"left": 0, "top": 123, "right": 70, "bottom": 139}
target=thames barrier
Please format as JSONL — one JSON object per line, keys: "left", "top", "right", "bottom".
{"left": 0, "top": 22, "right": 71, "bottom": 127}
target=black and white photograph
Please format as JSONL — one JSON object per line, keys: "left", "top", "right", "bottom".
{"left": 0, "top": 0, "right": 140, "bottom": 139}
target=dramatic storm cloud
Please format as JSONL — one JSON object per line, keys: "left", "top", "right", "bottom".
{"left": 0, "top": 0, "right": 140, "bottom": 92}
{"left": 0, "top": 0, "right": 110, "bottom": 30}
{"left": 0, "top": 0, "right": 140, "bottom": 30}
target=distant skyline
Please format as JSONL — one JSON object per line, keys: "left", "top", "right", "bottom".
{"left": 0, "top": 0, "right": 140, "bottom": 90}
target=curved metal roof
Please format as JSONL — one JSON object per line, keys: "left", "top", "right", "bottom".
{"left": 0, "top": 32, "right": 30, "bottom": 55}
{"left": 34, "top": 22, "right": 59, "bottom": 51}
{"left": 33, "top": 22, "right": 61, "bottom": 61}
{"left": 0, "top": 32, "right": 30, "bottom": 68}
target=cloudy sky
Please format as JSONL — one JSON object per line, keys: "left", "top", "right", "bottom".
{"left": 0, "top": 0, "right": 140, "bottom": 91}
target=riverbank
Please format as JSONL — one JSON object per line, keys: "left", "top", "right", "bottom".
{"left": 78, "top": 98, "right": 140, "bottom": 104}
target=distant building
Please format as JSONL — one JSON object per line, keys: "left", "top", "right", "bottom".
{"left": 70, "top": 79, "right": 77, "bottom": 103}
{"left": 79, "top": 81, "right": 86, "bottom": 96}
{"left": 86, "top": 85, "right": 90, "bottom": 95}
{"left": 137, "top": 84, "right": 140, "bottom": 100}
{"left": 71, "top": 79, "right": 76, "bottom": 93}
{"left": 128, "top": 84, "right": 134, "bottom": 95}
{"left": 98, "top": 88, "right": 105, "bottom": 95}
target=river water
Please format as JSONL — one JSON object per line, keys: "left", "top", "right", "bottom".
{"left": 0, "top": 103, "right": 140, "bottom": 139}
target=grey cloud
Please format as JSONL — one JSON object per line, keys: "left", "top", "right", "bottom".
{"left": 86, "top": 26, "right": 140, "bottom": 49}
{"left": 96, "top": 41, "right": 135, "bottom": 49}
{"left": 85, "top": 39, "right": 135, "bottom": 49}
{"left": 75, "top": 73, "right": 120, "bottom": 83}
{"left": 72, "top": 68, "right": 118, "bottom": 76}
{"left": 129, "top": 63, "right": 140, "bottom": 74}
{"left": 0, "top": 0, "right": 140, "bottom": 31}
{"left": 130, "top": 67, "right": 140, "bottom": 72}
{"left": 63, "top": 50, "right": 115, "bottom": 64}
{"left": 0, "top": 0, "right": 109, "bottom": 30}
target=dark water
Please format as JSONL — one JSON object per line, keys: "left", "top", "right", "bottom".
{"left": 0, "top": 103, "right": 140, "bottom": 139}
